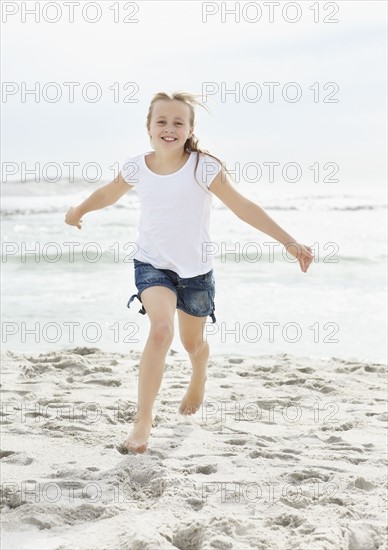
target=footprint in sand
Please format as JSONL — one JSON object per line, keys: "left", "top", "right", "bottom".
{"left": 172, "top": 522, "right": 206, "bottom": 550}
{"left": 0, "top": 452, "right": 34, "bottom": 465}
{"left": 195, "top": 464, "right": 218, "bottom": 475}
{"left": 354, "top": 477, "right": 376, "bottom": 491}
{"left": 297, "top": 367, "right": 315, "bottom": 374}
{"left": 0, "top": 390, "right": 31, "bottom": 396}
{"left": 322, "top": 420, "right": 355, "bottom": 432}
{"left": 186, "top": 497, "right": 204, "bottom": 511}
{"left": 287, "top": 470, "right": 331, "bottom": 483}
{"left": 225, "top": 438, "right": 248, "bottom": 446}
{"left": 0, "top": 450, "right": 16, "bottom": 459}
{"left": 268, "top": 512, "right": 304, "bottom": 528}
{"left": 84, "top": 378, "right": 121, "bottom": 387}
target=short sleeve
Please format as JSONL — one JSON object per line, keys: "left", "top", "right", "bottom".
{"left": 197, "top": 154, "right": 222, "bottom": 190}
{"left": 121, "top": 155, "right": 141, "bottom": 186}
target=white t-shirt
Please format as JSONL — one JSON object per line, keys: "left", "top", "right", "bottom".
{"left": 121, "top": 150, "right": 222, "bottom": 278}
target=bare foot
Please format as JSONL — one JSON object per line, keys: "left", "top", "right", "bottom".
{"left": 179, "top": 374, "right": 207, "bottom": 416}
{"left": 118, "top": 416, "right": 153, "bottom": 454}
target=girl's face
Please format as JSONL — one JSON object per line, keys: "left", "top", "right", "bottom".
{"left": 148, "top": 100, "right": 193, "bottom": 151}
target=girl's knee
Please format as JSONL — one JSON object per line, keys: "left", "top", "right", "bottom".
{"left": 182, "top": 339, "right": 208, "bottom": 356}
{"left": 149, "top": 322, "right": 174, "bottom": 346}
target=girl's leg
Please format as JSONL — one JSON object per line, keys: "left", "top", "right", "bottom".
{"left": 177, "top": 309, "right": 209, "bottom": 415}
{"left": 122, "top": 285, "right": 177, "bottom": 453}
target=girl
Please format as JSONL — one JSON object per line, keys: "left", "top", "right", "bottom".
{"left": 65, "top": 91, "right": 313, "bottom": 454}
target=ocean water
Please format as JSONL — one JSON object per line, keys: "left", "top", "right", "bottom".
{"left": 1, "top": 178, "right": 387, "bottom": 363}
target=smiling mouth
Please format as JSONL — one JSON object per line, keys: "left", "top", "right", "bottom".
{"left": 161, "top": 137, "right": 177, "bottom": 142}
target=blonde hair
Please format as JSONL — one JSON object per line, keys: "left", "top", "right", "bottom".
{"left": 146, "top": 91, "right": 228, "bottom": 188}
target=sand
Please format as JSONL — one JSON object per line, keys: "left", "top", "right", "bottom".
{"left": 0, "top": 346, "right": 387, "bottom": 550}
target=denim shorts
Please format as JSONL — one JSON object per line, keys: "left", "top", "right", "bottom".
{"left": 127, "top": 259, "right": 216, "bottom": 323}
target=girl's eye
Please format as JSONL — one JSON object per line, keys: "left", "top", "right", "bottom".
{"left": 157, "top": 121, "right": 183, "bottom": 125}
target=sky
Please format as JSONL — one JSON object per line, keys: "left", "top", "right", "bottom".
{"left": 1, "top": 0, "right": 387, "bottom": 188}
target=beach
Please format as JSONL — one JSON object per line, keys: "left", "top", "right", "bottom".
{"left": 1, "top": 345, "right": 387, "bottom": 549}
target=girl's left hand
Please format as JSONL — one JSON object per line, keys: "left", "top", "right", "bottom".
{"left": 286, "top": 243, "right": 314, "bottom": 273}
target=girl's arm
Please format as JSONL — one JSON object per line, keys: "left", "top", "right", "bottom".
{"left": 65, "top": 172, "right": 134, "bottom": 229}
{"left": 209, "top": 168, "right": 314, "bottom": 273}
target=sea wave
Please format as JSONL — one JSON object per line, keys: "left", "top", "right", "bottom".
{"left": 1, "top": 203, "right": 387, "bottom": 217}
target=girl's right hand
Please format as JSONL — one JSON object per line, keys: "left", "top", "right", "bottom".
{"left": 65, "top": 206, "right": 83, "bottom": 230}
